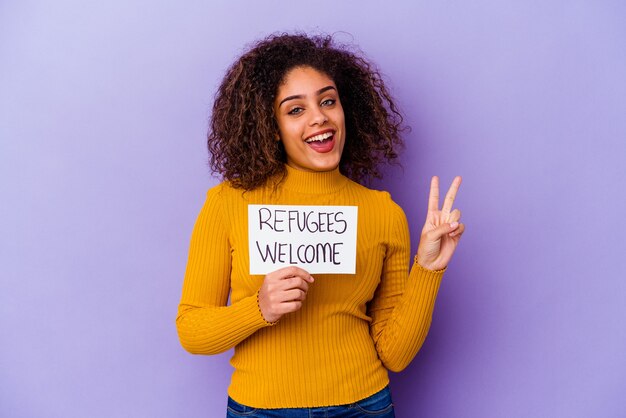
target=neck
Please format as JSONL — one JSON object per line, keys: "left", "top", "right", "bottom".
{"left": 277, "top": 164, "right": 349, "bottom": 194}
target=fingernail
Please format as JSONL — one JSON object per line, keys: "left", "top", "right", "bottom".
{"left": 310, "top": 276, "right": 315, "bottom": 282}
{"left": 450, "top": 222, "right": 459, "bottom": 228}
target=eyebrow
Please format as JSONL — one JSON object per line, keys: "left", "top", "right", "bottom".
{"left": 278, "top": 86, "right": 337, "bottom": 108}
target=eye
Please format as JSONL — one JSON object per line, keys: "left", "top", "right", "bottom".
{"left": 287, "top": 106, "right": 304, "bottom": 115}
{"left": 321, "top": 99, "right": 336, "bottom": 107}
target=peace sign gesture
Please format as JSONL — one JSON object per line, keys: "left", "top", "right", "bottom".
{"left": 416, "top": 176, "right": 465, "bottom": 271}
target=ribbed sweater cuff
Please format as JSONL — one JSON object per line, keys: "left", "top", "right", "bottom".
{"left": 256, "top": 290, "right": 279, "bottom": 326}
{"left": 412, "top": 256, "right": 448, "bottom": 275}
{"left": 229, "top": 292, "right": 278, "bottom": 334}
{"left": 177, "top": 293, "right": 277, "bottom": 355}
{"left": 407, "top": 261, "right": 445, "bottom": 294}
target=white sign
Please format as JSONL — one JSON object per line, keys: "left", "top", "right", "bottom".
{"left": 248, "top": 205, "right": 358, "bottom": 275}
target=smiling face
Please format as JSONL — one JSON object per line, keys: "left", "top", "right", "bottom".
{"left": 274, "top": 66, "right": 346, "bottom": 173}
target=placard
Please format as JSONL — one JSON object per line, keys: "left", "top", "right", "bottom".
{"left": 248, "top": 205, "right": 358, "bottom": 274}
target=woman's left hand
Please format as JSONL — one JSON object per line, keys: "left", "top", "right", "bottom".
{"left": 416, "top": 176, "right": 465, "bottom": 271}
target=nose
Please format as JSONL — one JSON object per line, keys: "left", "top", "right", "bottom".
{"left": 308, "top": 107, "right": 328, "bottom": 126}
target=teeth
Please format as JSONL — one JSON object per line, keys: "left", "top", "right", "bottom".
{"left": 305, "top": 132, "right": 333, "bottom": 143}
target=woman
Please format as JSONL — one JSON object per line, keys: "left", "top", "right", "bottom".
{"left": 176, "top": 33, "right": 464, "bottom": 417}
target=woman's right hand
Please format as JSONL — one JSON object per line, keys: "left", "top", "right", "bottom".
{"left": 258, "top": 266, "right": 314, "bottom": 323}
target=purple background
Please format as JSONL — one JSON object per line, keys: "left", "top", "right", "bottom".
{"left": 1, "top": 1, "right": 625, "bottom": 417}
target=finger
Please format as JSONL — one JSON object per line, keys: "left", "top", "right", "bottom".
{"left": 277, "top": 265, "right": 312, "bottom": 279}
{"left": 427, "top": 221, "right": 459, "bottom": 242}
{"left": 441, "top": 176, "right": 462, "bottom": 217}
{"left": 277, "top": 301, "right": 303, "bottom": 314}
{"left": 276, "top": 276, "right": 310, "bottom": 293}
{"left": 448, "top": 208, "right": 462, "bottom": 223}
{"left": 280, "top": 288, "right": 307, "bottom": 302}
{"left": 268, "top": 266, "right": 314, "bottom": 282}
{"left": 449, "top": 222, "right": 465, "bottom": 238}
{"left": 428, "top": 176, "right": 440, "bottom": 212}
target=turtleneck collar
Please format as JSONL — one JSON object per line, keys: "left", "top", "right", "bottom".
{"left": 277, "top": 164, "right": 349, "bottom": 194}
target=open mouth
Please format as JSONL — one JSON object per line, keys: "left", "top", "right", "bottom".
{"left": 304, "top": 131, "right": 335, "bottom": 153}
{"left": 305, "top": 131, "right": 333, "bottom": 143}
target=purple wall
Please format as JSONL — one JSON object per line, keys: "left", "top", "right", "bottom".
{"left": 1, "top": 2, "right": 625, "bottom": 417}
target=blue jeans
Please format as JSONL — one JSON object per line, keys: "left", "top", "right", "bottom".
{"left": 226, "top": 386, "right": 395, "bottom": 417}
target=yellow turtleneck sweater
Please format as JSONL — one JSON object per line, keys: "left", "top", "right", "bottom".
{"left": 176, "top": 165, "right": 445, "bottom": 408}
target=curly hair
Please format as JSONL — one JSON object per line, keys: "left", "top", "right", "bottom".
{"left": 208, "top": 32, "right": 405, "bottom": 190}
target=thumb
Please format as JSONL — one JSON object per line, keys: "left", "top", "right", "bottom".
{"left": 428, "top": 222, "right": 459, "bottom": 241}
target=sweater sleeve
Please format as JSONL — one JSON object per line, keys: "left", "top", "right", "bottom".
{"left": 367, "top": 200, "right": 445, "bottom": 372}
{"left": 176, "top": 186, "right": 273, "bottom": 355}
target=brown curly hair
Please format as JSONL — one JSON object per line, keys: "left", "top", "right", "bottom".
{"left": 208, "top": 32, "right": 405, "bottom": 190}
